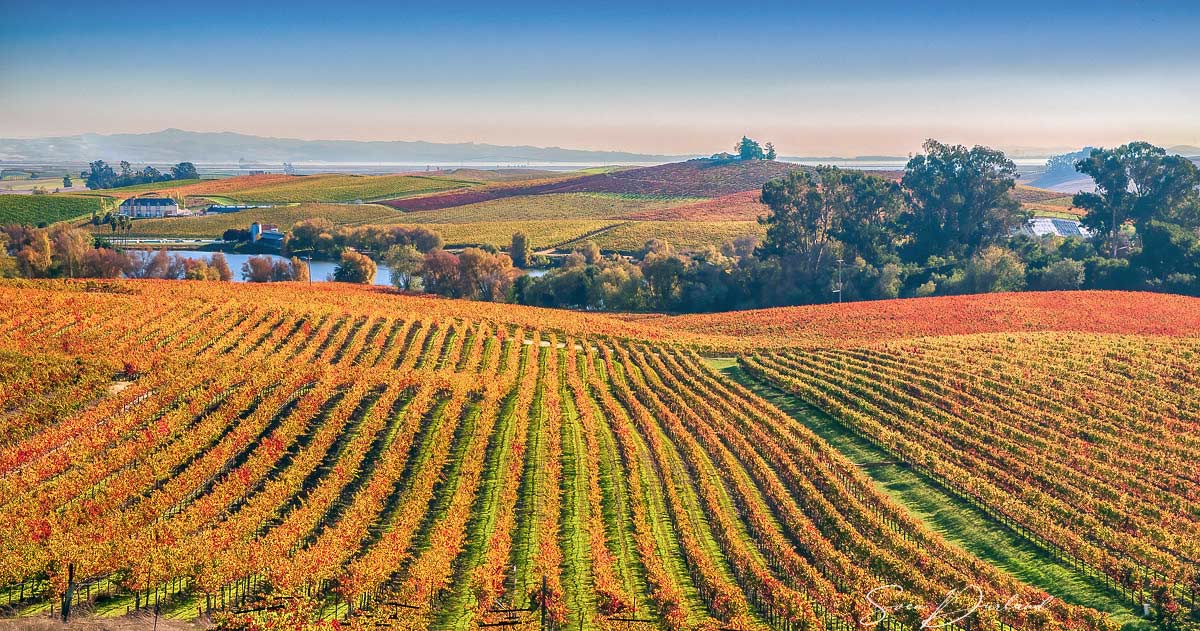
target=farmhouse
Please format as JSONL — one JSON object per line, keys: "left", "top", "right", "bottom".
{"left": 250, "top": 222, "right": 286, "bottom": 252}
{"left": 118, "top": 197, "right": 181, "bottom": 218}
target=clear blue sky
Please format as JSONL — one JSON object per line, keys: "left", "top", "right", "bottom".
{"left": 2, "top": 0, "right": 1198, "bottom": 155}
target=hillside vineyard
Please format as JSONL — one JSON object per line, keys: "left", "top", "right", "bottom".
{"left": 0, "top": 281, "right": 1180, "bottom": 631}
{"left": 744, "top": 336, "right": 1200, "bottom": 612}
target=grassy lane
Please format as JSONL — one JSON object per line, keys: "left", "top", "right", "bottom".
{"left": 558, "top": 348, "right": 605, "bottom": 629}
{"left": 708, "top": 358, "right": 1152, "bottom": 631}
{"left": 559, "top": 357, "right": 597, "bottom": 628}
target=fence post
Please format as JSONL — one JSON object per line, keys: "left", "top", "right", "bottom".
{"left": 61, "top": 563, "right": 74, "bottom": 623}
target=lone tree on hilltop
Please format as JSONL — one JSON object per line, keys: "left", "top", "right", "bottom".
{"left": 736, "top": 136, "right": 765, "bottom": 160}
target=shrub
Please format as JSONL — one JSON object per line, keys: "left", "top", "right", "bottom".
{"left": 333, "top": 250, "right": 377, "bottom": 284}
{"left": 1035, "top": 259, "right": 1085, "bottom": 291}
{"left": 962, "top": 246, "right": 1026, "bottom": 293}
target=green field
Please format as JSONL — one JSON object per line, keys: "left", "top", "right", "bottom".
{"left": 0, "top": 194, "right": 103, "bottom": 226}
{"left": 0, "top": 168, "right": 82, "bottom": 193}
{"left": 220, "top": 174, "right": 475, "bottom": 203}
{"left": 573, "top": 220, "right": 763, "bottom": 252}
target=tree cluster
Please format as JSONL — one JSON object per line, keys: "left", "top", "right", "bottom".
{"left": 1072, "top": 142, "right": 1200, "bottom": 293}
{"left": 512, "top": 139, "right": 1200, "bottom": 311}
{"left": 126, "top": 250, "right": 234, "bottom": 281}
{"left": 416, "top": 247, "right": 515, "bottom": 301}
{"left": 733, "top": 137, "right": 776, "bottom": 161}
{"left": 85, "top": 160, "right": 198, "bottom": 190}
{"left": 242, "top": 255, "right": 309, "bottom": 283}
{"left": 1, "top": 224, "right": 118, "bottom": 279}
{"left": 0, "top": 224, "right": 237, "bottom": 282}
{"left": 288, "top": 218, "right": 443, "bottom": 259}
{"left": 742, "top": 139, "right": 1199, "bottom": 302}
{"left": 515, "top": 239, "right": 751, "bottom": 312}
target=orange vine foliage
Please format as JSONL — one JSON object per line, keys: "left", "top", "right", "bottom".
{"left": 0, "top": 279, "right": 1160, "bottom": 631}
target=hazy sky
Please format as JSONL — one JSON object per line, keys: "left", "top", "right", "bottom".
{"left": 2, "top": 0, "right": 1198, "bottom": 156}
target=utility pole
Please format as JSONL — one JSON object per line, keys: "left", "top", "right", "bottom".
{"left": 835, "top": 259, "right": 844, "bottom": 303}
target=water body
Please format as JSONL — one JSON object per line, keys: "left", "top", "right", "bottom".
{"left": 169, "top": 250, "right": 394, "bottom": 285}
{"left": 779, "top": 157, "right": 1051, "bottom": 171}
{"left": 167, "top": 250, "right": 548, "bottom": 285}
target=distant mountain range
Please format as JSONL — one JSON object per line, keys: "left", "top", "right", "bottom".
{"left": 1, "top": 129, "right": 1195, "bottom": 166}
{"left": 0, "top": 129, "right": 682, "bottom": 164}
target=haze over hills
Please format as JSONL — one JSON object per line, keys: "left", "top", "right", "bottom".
{"left": 0, "top": 129, "right": 683, "bottom": 164}
{"left": 1, "top": 128, "right": 1195, "bottom": 170}
{"left": 0, "top": 128, "right": 914, "bottom": 165}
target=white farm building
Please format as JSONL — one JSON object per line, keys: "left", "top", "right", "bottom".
{"left": 118, "top": 197, "right": 181, "bottom": 218}
{"left": 1021, "top": 217, "right": 1092, "bottom": 239}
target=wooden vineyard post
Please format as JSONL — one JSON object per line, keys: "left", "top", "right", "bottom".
{"left": 540, "top": 575, "right": 547, "bottom": 631}
{"left": 61, "top": 563, "right": 74, "bottom": 623}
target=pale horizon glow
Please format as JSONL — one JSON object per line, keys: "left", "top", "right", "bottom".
{"left": 2, "top": 1, "right": 1198, "bottom": 157}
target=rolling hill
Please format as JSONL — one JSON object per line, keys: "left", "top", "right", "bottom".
{"left": 2, "top": 281, "right": 1197, "bottom": 631}
{"left": 382, "top": 159, "right": 800, "bottom": 212}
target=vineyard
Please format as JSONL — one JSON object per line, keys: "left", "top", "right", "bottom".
{"left": 377, "top": 192, "right": 764, "bottom": 251}
{"left": 392, "top": 219, "right": 621, "bottom": 250}
{"left": 633, "top": 291, "right": 1200, "bottom": 349}
{"left": 0, "top": 194, "right": 102, "bottom": 225}
{"left": 380, "top": 160, "right": 797, "bottom": 213}
{"left": 176, "top": 174, "right": 475, "bottom": 204}
{"left": 740, "top": 333, "right": 1200, "bottom": 625}
{"left": 0, "top": 280, "right": 1165, "bottom": 631}
{"left": 620, "top": 192, "right": 769, "bottom": 222}
{"left": 70, "top": 174, "right": 475, "bottom": 205}
{"left": 387, "top": 193, "right": 702, "bottom": 224}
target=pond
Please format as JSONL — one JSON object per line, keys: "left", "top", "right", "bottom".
{"left": 166, "top": 250, "right": 549, "bottom": 285}
{"left": 168, "top": 250, "right": 395, "bottom": 285}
